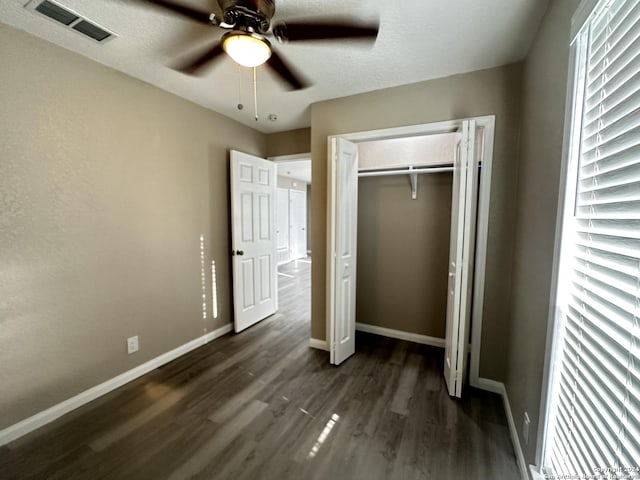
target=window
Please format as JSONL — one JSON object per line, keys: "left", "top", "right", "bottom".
{"left": 542, "top": 0, "right": 640, "bottom": 476}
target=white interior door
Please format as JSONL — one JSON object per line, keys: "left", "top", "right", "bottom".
{"left": 329, "top": 137, "right": 359, "bottom": 365}
{"left": 289, "top": 189, "right": 307, "bottom": 260}
{"left": 444, "top": 120, "right": 480, "bottom": 397}
{"left": 230, "top": 150, "right": 278, "bottom": 333}
{"left": 276, "top": 188, "right": 290, "bottom": 265}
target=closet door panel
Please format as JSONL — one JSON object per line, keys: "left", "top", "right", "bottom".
{"left": 444, "top": 120, "right": 479, "bottom": 398}
{"left": 330, "top": 137, "right": 359, "bottom": 365}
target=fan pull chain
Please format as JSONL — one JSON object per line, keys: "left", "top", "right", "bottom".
{"left": 236, "top": 64, "right": 243, "bottom": 111}
{"left": 253, "top": 67, "right": 259, "bottom": 122}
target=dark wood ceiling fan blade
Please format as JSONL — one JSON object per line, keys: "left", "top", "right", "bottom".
{"left": 172, "top": 43, "right": 225, "bottom": 75}
{"left": 273, "top": 20, "right": 379, "bottom": 42}
{"left": 266, "top": 50, "right": 310, "bottom": 90}
{"left": 132, "top": 0, "right": 213, "bottom": 25}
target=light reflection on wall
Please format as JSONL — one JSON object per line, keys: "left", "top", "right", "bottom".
{"left": 211, "top": 260, "right": 218, "bottom": 319}
{"left": 307, "top": 413, "right": 340, "bottom": 459}
{"left": 199, "top": 235, "right": 207, "bottom": 320}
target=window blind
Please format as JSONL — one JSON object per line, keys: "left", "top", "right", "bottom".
{"left": 544, "top": 0, "right": 640, "bottom": 475}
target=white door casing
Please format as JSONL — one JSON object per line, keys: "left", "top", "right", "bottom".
{"left": 443, "top": 120, "right": 479, "bottom": 398}
{"left": 326, "top": 117, "right": 494, "bottom": 389}
{"left": 230, "top": 150, "right": 278, "bottom": 333}
{"left": 328, "top": 137, "right": 359, "bottom": 365}
{"left": 458, "top": 123, "right": 481, "bottom": 392}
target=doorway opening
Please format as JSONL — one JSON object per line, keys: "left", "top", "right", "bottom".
{"left": 271, "top": 152, "right": 312, "bottom": 315}
{"left": 326, "top": 116, "right": 495, "bottom": 397}
{"left": 356, "top": 131, "right": 459, "bottom": 347}
{"left": 272, "top": 153, "right": 311, "bottom": 266}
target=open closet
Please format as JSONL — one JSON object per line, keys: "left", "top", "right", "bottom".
{"left": 327, "top": 117, "right": 494, "bottom": 398}
{"left": 356, "top": 133, "right": 458, "bottom": 343}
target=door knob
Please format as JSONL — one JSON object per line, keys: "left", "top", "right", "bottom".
{"left": 237, "top": 250, "right": 244, "bottom": 256}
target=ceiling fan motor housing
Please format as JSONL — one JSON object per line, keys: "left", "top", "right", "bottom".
{"left": 135, "top": 0, "right": 377, "bottom": 90}
{"left": 218, "top": 0, "right": 275, "bottom": 34}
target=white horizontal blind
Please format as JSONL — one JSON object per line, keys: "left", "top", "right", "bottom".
{"left": 544, "top": 0, "right": 640, "bottom": 475}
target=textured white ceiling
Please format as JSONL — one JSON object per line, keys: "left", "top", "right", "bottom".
{"left": 0, "top": 0, "right": 549, "bottom": 133}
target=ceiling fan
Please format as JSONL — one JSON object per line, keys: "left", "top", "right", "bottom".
{"left": 130, "top": 0, "right": 379, "bottom": 90}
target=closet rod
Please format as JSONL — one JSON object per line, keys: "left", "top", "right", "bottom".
{"left": 358, "top": 165, "right": 454, "bottom": 200}
{"left": 357, "top": 166, "right": 453, "bottom": 177}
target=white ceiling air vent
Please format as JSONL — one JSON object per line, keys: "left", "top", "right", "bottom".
{"left": 25, "top": 0, "right": 117, "bottom": 43}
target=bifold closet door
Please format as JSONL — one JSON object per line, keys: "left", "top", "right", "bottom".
{"left": 444, "top": 120, "right": 480, "bottom": 398}
{"left": 329, "top": 137, "right": 359, "bottom": 365}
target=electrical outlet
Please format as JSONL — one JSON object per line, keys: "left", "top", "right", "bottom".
{"left": 522, "top": 412, "right": 531, "bottom": 445}
{"left": 127, "top": 336, "right": 139, "bottom": 354}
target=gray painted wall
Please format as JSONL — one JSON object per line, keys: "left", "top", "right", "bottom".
{"left": 266, "top": 128, "right": 311, "bottom": 158}
{"left": 505, "top": 0, "right": 580, "bottom": 465}
{"left": 356, "top": 173, "right": 452, "bottom": 338}
{"left": 310, "top": 63, "right": 523, "bottom": 380}
{"left": 0, "top": 24, "right": 266, "bottom": 429}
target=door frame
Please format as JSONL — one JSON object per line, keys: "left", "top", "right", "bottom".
{"left": 326, "top": 115, "right": 495, "bottom": 388}
{"left": 270, "top": 152, "right": 312, "bottom": 262}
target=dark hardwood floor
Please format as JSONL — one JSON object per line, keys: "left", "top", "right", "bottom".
{"left": 1, "top": 259, "right": 519, "bottom": 479}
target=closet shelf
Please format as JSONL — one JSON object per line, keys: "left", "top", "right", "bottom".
{"left": 358, "top": 165, "right": 454, "bottom": 200}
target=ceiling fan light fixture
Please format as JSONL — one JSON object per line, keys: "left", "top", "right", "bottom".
{"left": 222, "top": 31, "right": 271, "bottom": 68}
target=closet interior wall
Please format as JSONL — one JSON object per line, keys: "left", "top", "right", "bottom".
{"left": 356, "top": 172, "right": 453, "bottom": 338}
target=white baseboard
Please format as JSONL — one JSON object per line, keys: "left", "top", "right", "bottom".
{"left": 529, "top": 465, "right": 545, "bottom": 480}
{"left": 0, "top": 323, "right": 233, "bottom": 447}
{"left": 309, "top": 337, "right": 328, "bottom": 351}
{"left": 475, "top": 378, "right": 528, "bottom": 480}
{"left": 203, "top": 323, "right": 233, "bottom": 343}
{"left": 473, "top": 377, "right": 504, "bottom": 394}
{"left": 503, "top": 386, "right": 530, "bottom": 480}
{"left": 355, "top": 322, "right": 445, "bottom": 348}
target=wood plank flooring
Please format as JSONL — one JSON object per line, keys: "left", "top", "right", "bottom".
{"left": 0, "top": 259, "right": 519, "bottom": 479}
